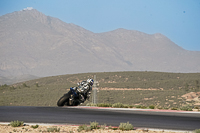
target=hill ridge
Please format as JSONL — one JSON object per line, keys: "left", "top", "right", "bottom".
{"left": 0, "top": 9, "right": 200, "bottom": 84}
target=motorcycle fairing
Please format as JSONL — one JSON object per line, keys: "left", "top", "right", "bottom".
{"left": 70, "top": 87, "right": 78, "bottom": 97}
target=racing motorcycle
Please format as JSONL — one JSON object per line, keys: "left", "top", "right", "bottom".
{"left": 57, "top": 87, "right": 91, "bottom": 106}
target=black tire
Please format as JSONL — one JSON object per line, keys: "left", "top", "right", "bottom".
{"left": 73, "top": 101, "right": 80, "bottom": 106}
{"left": 57, "top": 93, "right": 70, "bottom": 107}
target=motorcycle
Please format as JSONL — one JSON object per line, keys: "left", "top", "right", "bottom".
{"left": 57, "top": 87, "right": 91, "bottom": 106}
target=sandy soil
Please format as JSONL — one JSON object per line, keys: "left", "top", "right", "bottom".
{"left": 0, "top": 124, "right": 184, "bottom": 133}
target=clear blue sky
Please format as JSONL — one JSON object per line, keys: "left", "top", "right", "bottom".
{"left": 0, "top": 0, "right": 200, "bottom": 51}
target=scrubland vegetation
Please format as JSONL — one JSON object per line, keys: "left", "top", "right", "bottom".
{"left": 2, "top": 120, "right": 199, "bottom": 132}
{"left": 0, "top": 71, "right": 200, "bottom": 109}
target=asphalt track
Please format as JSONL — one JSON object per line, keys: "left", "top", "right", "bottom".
{"left": 0, "top": 106, "right": 200, "bottom": 131}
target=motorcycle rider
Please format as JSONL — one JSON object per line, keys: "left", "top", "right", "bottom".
{"left": 77, "top": 78, "right": 94, "bottom": 102}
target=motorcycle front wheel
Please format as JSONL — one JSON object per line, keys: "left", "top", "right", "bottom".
{"left": 57, "top": 93, "right": 70, "bottom": 107}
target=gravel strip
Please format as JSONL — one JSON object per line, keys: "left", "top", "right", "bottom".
{"left": 0, "top": 124, "right": 190, "bottom": 133}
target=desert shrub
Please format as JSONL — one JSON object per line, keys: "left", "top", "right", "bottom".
{"left": 77, "top": 124, "right": 88, "bottom": 132}
{"left": 112, "top": 103, "right": 124, "bottom": 108}
{"left": 112, "top": 127, "right": 119, "bottom": 130}
{"left": 100, "top": 124, "right": 106, "bottom": 130}
{"left": 0, "top": 84, "right": 9, "bottom": 90}
{"left": 97, "top": 103, "right": 112, "bottom": 107}
{"left": 194, "top": 129, "right": 200, "bottom": 133}
{"left": 84, "top": 126, "right": 91, "bottom": 132}
{"left": 90, "top": 121, "right": 99, "bottom": 130}
{"left": 9, "top": 86, "right": 15, "bottom": 90}
{"left": 129, "top": 105, "right": 133, "bottom": 108}
{"left": 108, "top": 126, "right": 113, "bottom": 129}
{"left": 149, "top": 105, "right": 155, "bottom": 109}
{"left": 123, "top": 104, "right": 129, "bottom": 108}
{"left": 188, "top": 108, "right": 193, "bottom": 111}
{"left": 119, "top": 122, "right": 134, "bottom": 131}
{"left": 171, "top": 107, "right": 177, "bottom": 110}
{"left": 135, "top": 105, "right": 141, "bottom": 108}
{"left": 10, "top": 120, "right": 24, "bottom": 127}
{"left": 47, "top": 126, "right": 60, "bottom": 132}
{"left": 35, "top": 83, "right": 39, "bottom": 87}
{"left": 141, "top": 106, "right": 147, "bottom": 109}
{"left": 31, "top": 125, "right": 39, "bottom": 129}
{"left": 77, "top": 122, "right": 101, "bottom": 132}
{"left": 108, "top": 125, "right": 118, "bottom": 130}
{"left": 134, "top": 105, "right": 147, "bottom": 109}
{"left": 180, "top": 105, "right": 193, "bottom": 111}
{"left": 23, "top": 83, "right": 29, "bottom": 88}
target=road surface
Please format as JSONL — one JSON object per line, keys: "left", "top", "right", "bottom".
{"left": 0, "top": 106, "right": 200, "bottom": 130}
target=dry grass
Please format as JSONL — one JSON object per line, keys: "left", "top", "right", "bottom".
{"left": 0, "top": 71, "right": 200, "bottom": 108}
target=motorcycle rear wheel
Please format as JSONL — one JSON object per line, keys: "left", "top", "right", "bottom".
{"left": 57, "top": 93, "right": 70, "bottom": 107}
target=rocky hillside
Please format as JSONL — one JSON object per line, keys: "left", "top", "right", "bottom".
{"left": 0, "top": 9, "right": 200, "bottom": 84}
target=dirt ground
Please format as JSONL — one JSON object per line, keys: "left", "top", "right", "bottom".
{"left": 0, "top": 124, "right": 187, "bottom": 133}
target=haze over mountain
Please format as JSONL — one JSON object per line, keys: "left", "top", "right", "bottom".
{"left": 0, "top": 9, "right": 200, "bottom": 84}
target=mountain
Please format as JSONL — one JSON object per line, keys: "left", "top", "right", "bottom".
{"left": 0, "top": 74, "right": 38, "bottom": 85}
{"left": 0, "top": 9, "right": 200, "bottom": 84}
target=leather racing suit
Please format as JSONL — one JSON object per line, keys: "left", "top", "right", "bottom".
{"left": 77, "top": 80, "right": 92, "bottom": 102}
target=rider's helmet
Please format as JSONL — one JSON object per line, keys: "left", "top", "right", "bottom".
{"left": 87, "top": 78, "right": 94, "bottom": 86}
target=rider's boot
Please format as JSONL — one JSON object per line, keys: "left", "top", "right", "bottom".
{"left": 79, "top": 94, "right": 85, "bottom": 103}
